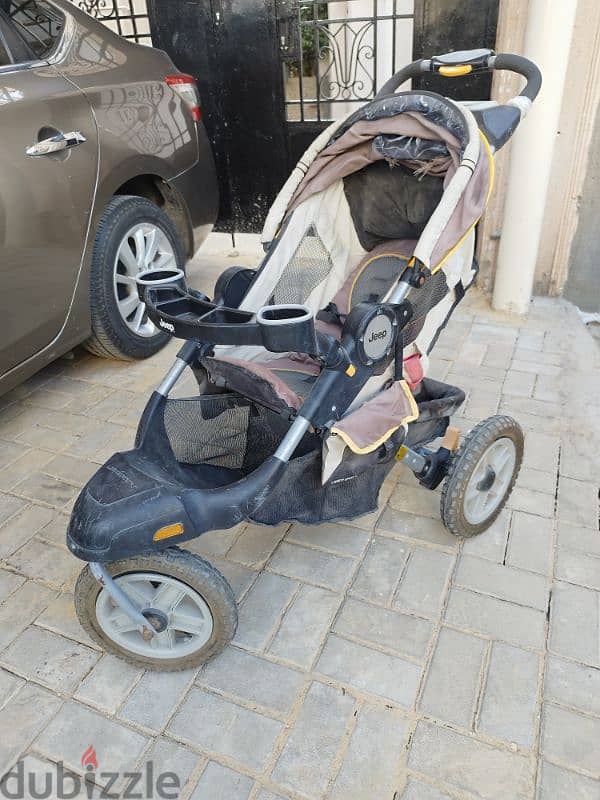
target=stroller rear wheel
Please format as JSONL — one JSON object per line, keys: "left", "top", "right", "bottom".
{"left": 74, "top": 548, "right": 237, "bottom": 671}
{"left": 440, "top": 415, "right": 523, "bottom": 538}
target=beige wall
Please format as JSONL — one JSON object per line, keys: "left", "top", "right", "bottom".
{"left": 533, "top": 0, "right": 600, "bottom": 296}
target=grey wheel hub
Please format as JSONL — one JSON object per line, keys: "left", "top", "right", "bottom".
{"left": 463, "top": 437, "right": 517, "bottom": 525}
{"left": 113, "top": 223, "right": 177, "bottom": 338}
{"left": 96, "top": 572, "right": 214, "bottom": 660}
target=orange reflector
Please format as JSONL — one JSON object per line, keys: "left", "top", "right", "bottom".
{"left": 439, "top": 64, "right": 473, "bottom": 77}
{"left": 395, "top": 445, "right": 408, "bottom": 462}
{"left": 345, "top": 364, "right": 357, "bottom": 377}
{"left": 153, "top": 522, "right": 184, "bottom": 541}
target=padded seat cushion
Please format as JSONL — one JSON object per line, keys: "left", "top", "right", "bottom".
{"left": 204, "top": 239, "right": 417, "bottom": 415}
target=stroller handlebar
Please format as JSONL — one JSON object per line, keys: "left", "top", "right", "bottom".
{"left": 375, "top": 49, "right": 542, "bottom": 106}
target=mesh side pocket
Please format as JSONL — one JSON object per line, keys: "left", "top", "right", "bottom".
{"left": 269, "top": 225, "right": 333, "bottom": 305}
{"left": 403, "top": 270, "right": 449, "bottom": 345}
{"left": 163, "top": 395, "right": 251, "bottom": 469}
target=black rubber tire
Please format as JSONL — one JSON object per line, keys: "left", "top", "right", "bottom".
{"left": 84, "top": 195, "right": 187, "bottom": 360}
{"left": 74, "top": 548, "right": 237, "bottom": 671}
{"left": 440, "top": 415, "right": 524, "bottom": 538}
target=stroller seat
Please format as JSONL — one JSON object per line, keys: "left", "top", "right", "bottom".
{"left": 204, "top": 239, "right": 417, "bottom": 414}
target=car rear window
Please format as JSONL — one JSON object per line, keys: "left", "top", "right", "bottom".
{"left": 2, "top": 0, "right": 63, "bottom": 61}
{"left": 0, "top": 29, "right": 11, "bottom": 67}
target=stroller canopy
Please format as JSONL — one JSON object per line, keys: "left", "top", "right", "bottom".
{"left": 263, "top": 91, "right": 492, "bottom": 273}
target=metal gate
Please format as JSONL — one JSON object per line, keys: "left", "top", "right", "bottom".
{"left": 76, "top": 0, "right": 498, "bottom": 233}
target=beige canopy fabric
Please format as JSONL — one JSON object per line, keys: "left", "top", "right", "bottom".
{"left": 286, "top": 110, "right": 492, "bottom": 273}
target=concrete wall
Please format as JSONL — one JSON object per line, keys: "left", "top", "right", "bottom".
{"left": 564, "top": 104, "right": 600, "bottom": 312}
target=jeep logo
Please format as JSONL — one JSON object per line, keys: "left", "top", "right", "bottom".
{"left": 368, "top": 328, "right": 388, "bottom": 343}
{"left": 159, "top": 319, "right": 175, "bottom": 333}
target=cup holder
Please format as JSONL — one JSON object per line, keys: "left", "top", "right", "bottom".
{"left": 136, "top": 268, "right": 186, "bottom": 301}
{"left": 257, "top": 304, "right": 318, "bottom": 355}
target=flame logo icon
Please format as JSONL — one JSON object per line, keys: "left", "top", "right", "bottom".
{"left": 81, "top": 746, "right": 98, "bottom": 771}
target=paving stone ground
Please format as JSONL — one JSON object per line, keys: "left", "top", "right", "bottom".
{"left": 0, "top": 233, "right": 598, "bottom": 799}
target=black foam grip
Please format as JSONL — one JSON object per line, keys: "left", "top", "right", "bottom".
{"left": 493, "top": 53, "right": 542, "bottom": 102}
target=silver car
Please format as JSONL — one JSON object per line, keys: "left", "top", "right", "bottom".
{"left": 0, "top": 0, "right": 218, "bottom": 395}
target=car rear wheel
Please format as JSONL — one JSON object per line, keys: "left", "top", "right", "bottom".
{"left": 85, "top": 195, "right": 187, "bottom": 360}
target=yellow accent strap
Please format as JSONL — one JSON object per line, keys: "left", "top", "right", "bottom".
{"left": 438, "top": 64, "right": 473, "bottom": 77}
{"left": 153, "top": 522, "right": 184, "bottom": 541}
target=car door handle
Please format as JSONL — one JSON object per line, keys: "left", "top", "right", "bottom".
{"left": 26, "top": 131, "right": 86, "bottom": 157}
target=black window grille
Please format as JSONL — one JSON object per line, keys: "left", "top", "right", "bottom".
{"left": 69, "top": 0, "right": 152, "bottom": 44}
{"left": 281, "top": 0, "right": 415, "bottom": 122}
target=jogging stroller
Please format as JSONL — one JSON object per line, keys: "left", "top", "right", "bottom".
{"left": 68, "top": 49, "right": 541, "bottom": 669}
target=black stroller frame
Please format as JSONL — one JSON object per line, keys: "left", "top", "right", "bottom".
{"left": 68, "top": 49, "right": 542, "bottom": 670}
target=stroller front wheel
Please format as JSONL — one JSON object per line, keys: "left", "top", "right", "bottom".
{"left": 74, "top": 547, "right": 237, "bottom": 671}
{"left": 440, "top": 415, "right": 523, "bottom": 538}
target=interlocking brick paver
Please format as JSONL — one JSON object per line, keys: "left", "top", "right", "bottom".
{"left": 542, "top": 703, "right": 600, "bottom": 776}
{"left": 477, "top": 642, "right": 540, "bottom": 747}
{"left": 394, "top": 547, "right": 455, "bottom": 618}
{"left": 550, "top": 581, "right": 600, "bottom": 667}
{"left": 7, "top": 537, "right": 79, "bottom": 588}
{"left": 0, "top": 684, "right": 62, "bottom": 776}
{"left": 209, "top": 557, "right": 258, "bottom": 600}
{"left": 271, "top": 681, "right": 355, "bottom": 797}
{"left": 0, "top": 569, "right": 24, "bottom": 604}
{"left": 1, "top": 627, "right": 98, "bottom": 693}
{"left": 168, "top": 687, "right": 283, "bottom": 771}
{"left": 268, "top": 584, "right": 340, "bottom": 668}
{"left": 35, "top": 591, "right": 94, "bottom": 646}
{"left": 199, "top": 647, "right": 304, "bottom": 715}
{"left": 445, "top": 588, "right": 546, "bottom": 650}
{"left": 0, "top": 667, "right": 24, "bottom": 708}
{"left": 557, "top": 476, "right": 598, "bottom": 529}
{"left": 455, "top": 555, "right": 550, "bottom": 611}
{"left": 329, "top": 704, "right": 408, "bottom": 799}
{"left": 119, "top": 668, "right": 195, "bottom": 731}
{"left": 0, "top": 495, "right": 27, "bottom": 527}
{"left": 349, "top": 535, "right": 411, "bottom": 604}
{"left": 75, "top": 654, "right": 142, "bottom": 714}
{"left": 420, "top": 627, "right": 486, "bottom": 727}
{"left": 506, "top": 511, "right": 553, "bottom": 575}
{"left": 36, "top": 700, "right": 148, "bottom": 776}
{"left": 376, "top": 508, "right": 457, "bottom": 548}
{"left": 316, "top": 633, "right": 421, "bottom": 706}
{"left": 556, "top": 521, "right": 600, "bottom": 556}
{"left": 190, "top": 762, "right": 253, "bottom": 800}
{"left": 187, "top": 525, "right": 244, "bottom": 559}
{"left": 461, "top": 509, "right": 510, "bottom": 563}
{"left": 545, "top": 656, "right": 600, "bottom": 717}
{"left": 507, "top": 486, "right": 555, "bottom": 518}
{"left": 402, "top": 779, "right": 454, "bottom": 799}
{"left": 0, "top": 503, "right": 55, "bottom": 558}
{"left": 334, "top": 596, "right": 433, "bottom": 660}
{"left": 521, "top": 432, "right": 560, "bottom": 474}
{"left": 556, "top": 548, "right": 600, "bottom": 590}
{"left": 268, "top": 541, "right": 355, "bottom": 591}
{"left": 409, "top": 720, "right": 534, "bottom": 799}
{"left": 144, "top": 737, "right": 201, "bottom": 796}
{"left": 233, "top": 571, "right": 297, "bottom": 650}
{"left": 227, "top": 523, "right": 287, "bottom": 566}
{"left": 286, "top": 521, "right": 370, "bottom": 557}
{"left": 538, "top": 761, "right": 600, "bottom": 799}
{"left": 12, "top": 472, "right": 78, "bottom": 507}
{"left": 0, "top": 580, "right": 55, "bottom": 650}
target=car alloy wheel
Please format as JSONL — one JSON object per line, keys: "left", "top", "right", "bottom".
{"left": 113, "top": 223, "right": 178, "bottom": 338}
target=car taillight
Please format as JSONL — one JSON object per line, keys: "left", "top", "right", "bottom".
{"left": 165, "top": 74, "right": 202, "bottom": 122}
